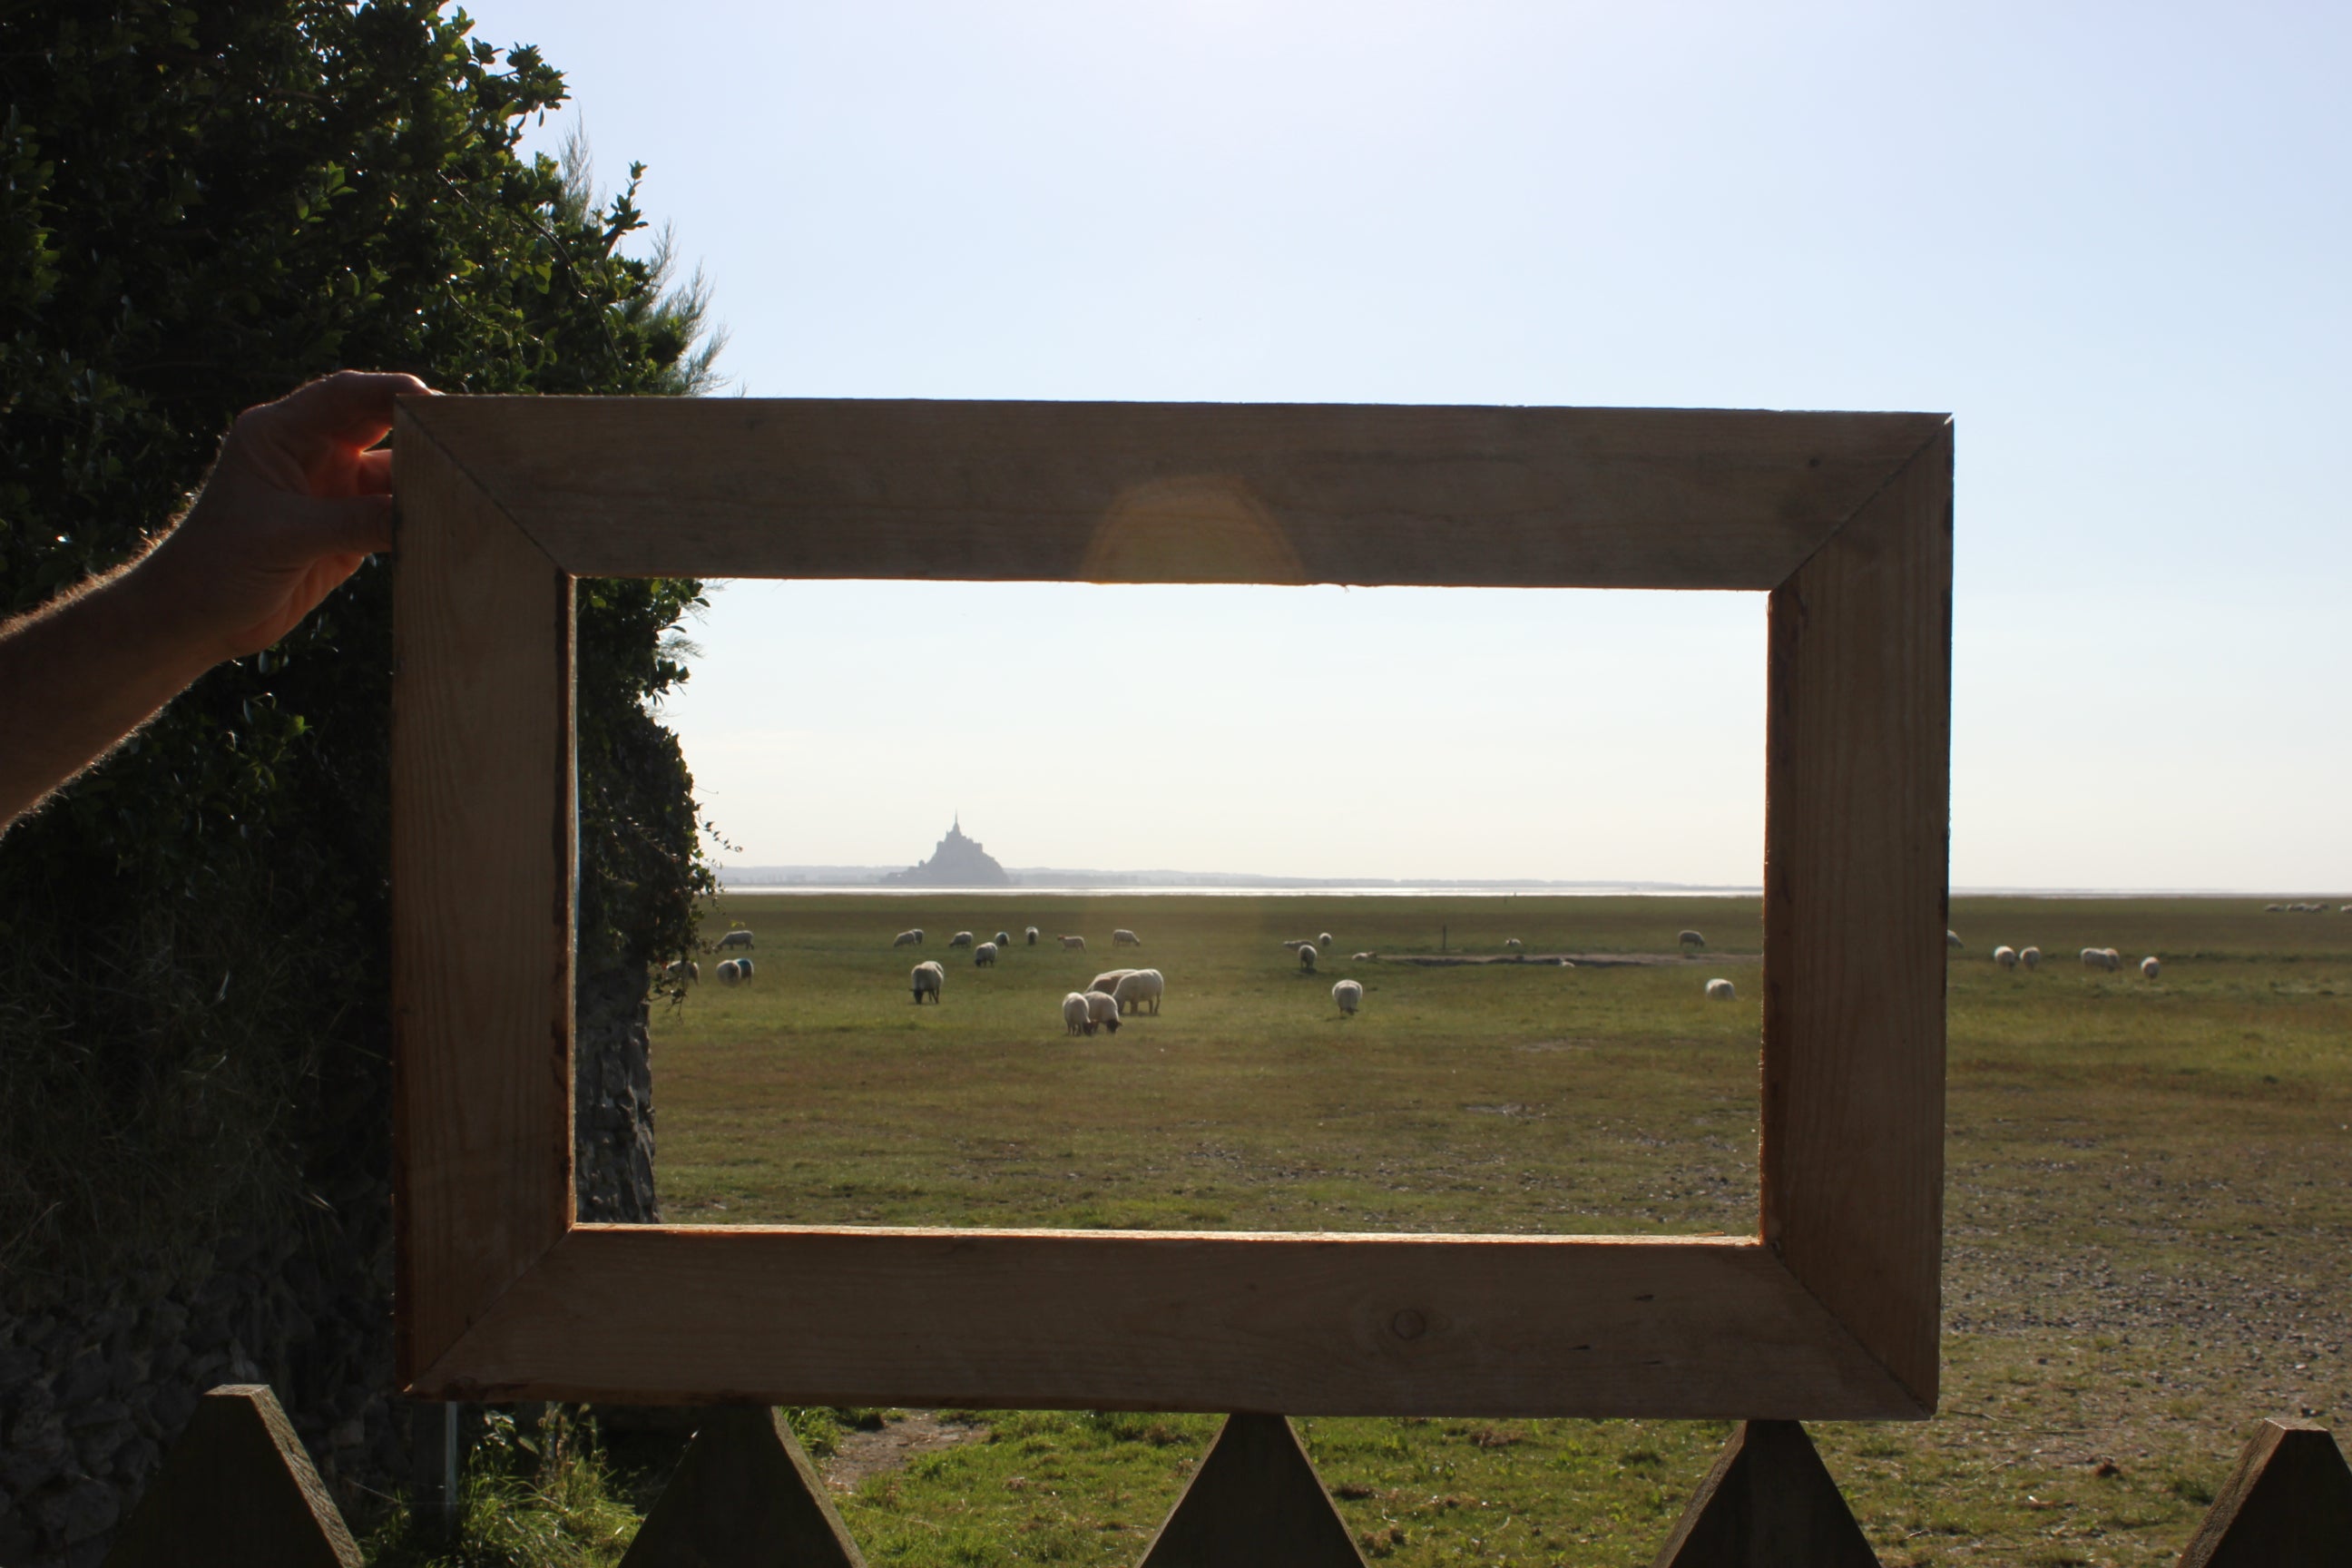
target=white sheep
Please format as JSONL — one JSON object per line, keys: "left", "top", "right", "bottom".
{"left": 911, "top": 960, "right": 944, "bottom": 1004}
{"left": 1317, "top": 933, "right": 1333, "bottom": 948}
{"left": 1351, "top": 952, "right": 1376, "bottom": 962}
{"left": 2020, "top": 946, "right": 2043, "bottom": 970}
{"left": 908, "top": 928, "right": 925, "bottom": 944}
{"left": 717, "top": 929, "right": 754, "bottom": 951}
{"left": 1332, "top": 978, "right": 1362, "bottom": 1015}
{"left": 1062, "top": 992, "right": 1093, "bottom": 1036}
{"left": 975, "top": 942, "right": 998, "bottom": 966}
{"left": 1025, "top": 926, "right": 1041, "bottom": 946}
{"left": 1705, "top": 977, "right": 1736, "bottom": 1000}
{"left": 1504, "top": 937, "right": 1524, "bottom": 951}
{"left": 1298, "top": 944, "right": 1318, "bottom": 972}
{"left": 2141, "top": 956, "right": 2161, "bottom": 979}
{"left": 717, "top": 957, "right": 753, "bottom": 985}
{"left": 995, "top": 930, "right": 1013, "bottom": 947}
{"left": 1112, "top": 969, "right": 1164, "bottom": 1016}
{"left": 2265, "top": 903, "right": 2286, "bottom": 913}
{"left": 662, "top": 958, "right": 700, "bottom": 983}
{"left": 1060, "top": 935, "right": 1087, "bottom": 950}
{"left": 948, "top": 931, "right": 975, "bottom": 948}
{"left": 1083, "top": 991, "right": 1122, "bottom": 1034}
{"left": 892, "top": 930, "right": 919, "bottom": 948}
{"left": 1112, "top": 928, "right": 1142, "bottom": 947}
{"left": 1946, "top": 929, "right": 1963, "bottom": 948}
{"left": 1994, "top": 946, "right": 2018, "bottom": 970}
{"left": 1681, "top": 929, "right": 1707, "bottom": 949}
{"left": 1088, "top": 968, "right": 1137, "bottom": 999}
{"left": 2080, "top": 947, "right": 2121, "bottom": 972}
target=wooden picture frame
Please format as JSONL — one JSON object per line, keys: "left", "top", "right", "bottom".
{"left": 390, "top": 397, "right": 1952, "bottom": 1417}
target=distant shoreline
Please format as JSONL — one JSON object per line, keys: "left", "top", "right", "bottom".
{"left": 718, "top": 883, "right": 1765, "bottom": 898}
{"left": 714, "top": 870, "right": 2325, "bottom": 899}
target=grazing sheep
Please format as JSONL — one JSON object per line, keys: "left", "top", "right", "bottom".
{"left": 949, "top": 931, "right": 975, "bottom": 948}
{"left": 1060, "top": 935, "right": 1087, "bottom": 950}
{"left": 975, "top": 942, "right": 998, "bottom": 967}
{"left": 1351, "top": 952, "right": 1376, "bottom": 962}
{"left": 892, "top": 930, "right": 919, "bottom": 948}
{"left": 1063, "top": 992, "right": 1094, "bottom": 1035}
{"left": 1083, "top": 991, "right": 1122, "bottom": 1034}
{"left": 1298, "top": 945, "right": 1318, "bottom": 973}
{"left": 911, "top": 960, "right": 944, "bottom": 1004}
{"left": 1679, "top": 930, "right": 1707, "bottom": 950}
{"left": 1112, "top": 969, "right": 1164, "bottom": 1016}
{"left": 2264, "top": 903, "right": 2286, "bottom": 913}
{"left": 909, "top": 928, "right": 925, "bottom": 944}
{"left": 1025, "top": 926, "right": 1041, "bottom": 946}
{"left": 2020, "top": 946, "right": 2043, "bottom": 970}
{"left": 1088, "top": 969, "right": 1138, "bottom": 999}
{"left": 1504, "top": 937, "right": 1524, "bottom": 951}
{"left": 1994, "top": 946, "right": 2018, "bottom": 970}
{"left": 2141, "top": 956, "right": 2161, "bottom": 979}
{"left": 2081, "top": 947, "right": 2121, "bottom": 972}
{"left": 1112, "top": 928, "right": 1142, "bottom": 947}
{"left": 995, "top": 931, "right": 1013, "bottom": 947}
{"left": 1317, "top": 933, "right": 1333, "bottom": 948}
{"left": 717, "top": 957, "right": 753, "bottom": 985}
{"left": 717, "top": 928, "right": 754, "bottom": 951}
{"left": 1946, "top": 929, "right": 1963, "bottom": 948}
{"left": 662, "top": 958, "right": 700, "bottom": 983}
{"left": 1705, "top": 977, "right": 1736, "bottom": 1001}
{"left": 1332, "top": 978, "right": 1362, "bottom": 1015}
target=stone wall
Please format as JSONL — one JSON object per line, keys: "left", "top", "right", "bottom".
{"left": 0, "top": 976, "right": 659, "bottom": 1565}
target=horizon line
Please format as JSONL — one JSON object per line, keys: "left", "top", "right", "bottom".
{"left": 711, "top": 864, "right": 2341, "bottom": 899}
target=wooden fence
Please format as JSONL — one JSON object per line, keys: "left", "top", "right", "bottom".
{"left": 101, "top": 1386, "right": 2352, "bottom": 1567}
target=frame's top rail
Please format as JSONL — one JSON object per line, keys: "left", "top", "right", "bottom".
{"left": 397, "top": 396, "right": 1948, "bottom": 589}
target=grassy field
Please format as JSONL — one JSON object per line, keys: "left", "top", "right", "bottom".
{"left": 632, "top": 894, "right": 2352, "bottom": 1567}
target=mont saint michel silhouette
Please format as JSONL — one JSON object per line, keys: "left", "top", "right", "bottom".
{"left": 880, "top": 816, "right": 1013, "bottom": 887}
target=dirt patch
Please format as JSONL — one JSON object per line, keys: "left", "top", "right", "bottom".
{"left": 820, "top": 1410, "right": 991, "bottom": 1492}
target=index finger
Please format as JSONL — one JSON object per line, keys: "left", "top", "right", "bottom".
{"left": 264, "top": 369, "right": 436, "bottom": 452}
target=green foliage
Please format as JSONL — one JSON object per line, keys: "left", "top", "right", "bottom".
{"left": 0, "top": 0, "right": 718, "bottom": 1273}
{"left": 365, "top": 1409, "right": 638, "bottom": 1568}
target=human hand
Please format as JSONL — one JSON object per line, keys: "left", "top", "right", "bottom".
{"left": 136, "top": 369, "right": 433, "bottom": 665}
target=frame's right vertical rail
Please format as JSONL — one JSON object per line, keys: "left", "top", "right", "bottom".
{"left": 1760, "top": 419, "right": 1955, "bottom": 1409}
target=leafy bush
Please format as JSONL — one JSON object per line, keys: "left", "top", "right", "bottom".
{"left": 0, "top": 0, "right": 716, "bottom": 1279}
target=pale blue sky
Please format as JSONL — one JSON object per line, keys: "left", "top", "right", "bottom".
{"left": 487, "top": 1, "right": 2349, "bottom": 888}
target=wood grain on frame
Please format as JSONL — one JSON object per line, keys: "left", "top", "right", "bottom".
{"left": 391, "top": 414, "right": 577, "bottom": 1383}
{"left": 398, "top": 397, "right": 1950, "bottom": 590}
{"left": 388, "top": 395, "right": 1955, "bottom": 1417}
{"left": 410, "top": 1228, "right": 1915, "bottom": 1416}
{"left": 1760, "top": 420, "right": 1954, "bottom": 1410}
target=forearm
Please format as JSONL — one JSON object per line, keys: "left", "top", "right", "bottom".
{"left": 0, "top": 553, "right": 220, "bottom": 830}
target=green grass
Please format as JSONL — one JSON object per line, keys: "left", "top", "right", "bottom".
{"left": 600, "top": 894, "right": 2352, "bottom": 1567}
{"left": 659, "top": 895, "right": 1765, "bottom": 1236}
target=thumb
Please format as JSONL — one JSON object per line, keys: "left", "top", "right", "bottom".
{"left": 289, "top": 492, "right": 396, "bottom": 559}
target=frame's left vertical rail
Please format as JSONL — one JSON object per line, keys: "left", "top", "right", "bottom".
{"left": 390, "top": 400, "right": 578, "bottom": 1389}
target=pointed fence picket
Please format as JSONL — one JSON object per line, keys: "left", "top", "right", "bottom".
{"left": 100, "top": 1387, "right": 2352, "bottom": 1567}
